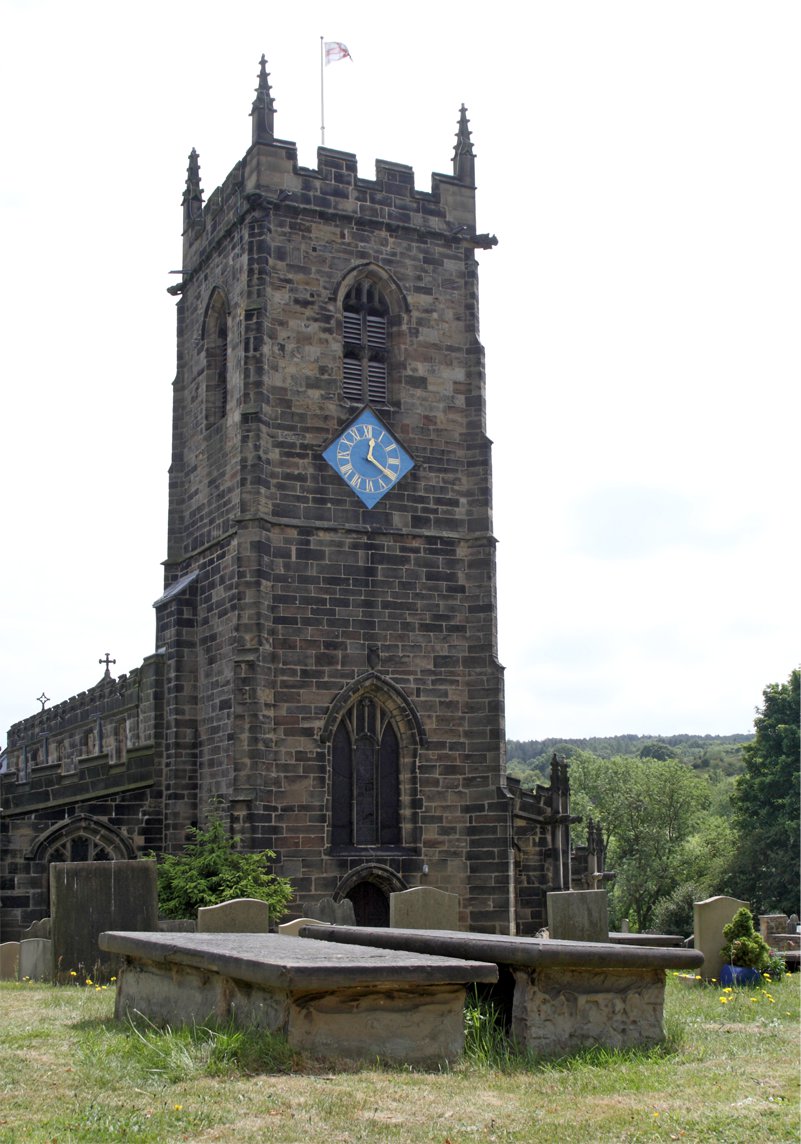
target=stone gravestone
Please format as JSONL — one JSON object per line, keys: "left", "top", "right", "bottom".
{"left": 23, "top": 917, "right": 51, "bottom": 939}
{"left": 50, "top": 860, "right": 158, "bottom": 982}
{"left": 307, "top": 897, "right": 356, "bottom": 925}
{"left": 278, "top": 918, "right": 325, "bottom": 937}
{"left": 19, "top": 938, "right": 53, "bottom": 982}
{"left": 547, "top": 890, "right": 609, "bottom": 942}
{"left": 0, "top": 943, "right": 20, "bottom": 981}
{"left": 197, "top": 898, "right": 270, "bottom": 933}
{"left": 694, "top": 895, "right": 749, "bottom": 982}
{"left": 390, "top": 886, "right": 460, "bottom": 931}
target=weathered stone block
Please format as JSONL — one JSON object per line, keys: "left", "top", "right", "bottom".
{"left": 50, "top": 860, "right": 158, "bottom": 981}
{"left": 547, "top": 890, "right": 609, "bottom": 942}
{"left": 512, "top": 966, "right": 666, "bottom": 1053}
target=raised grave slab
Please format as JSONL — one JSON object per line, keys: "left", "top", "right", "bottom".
{"left": 300, "top": 925, "right": 705, "bottom": 1054}
{"left": 99, "top": 931, "right": 497, "bottom": 1065}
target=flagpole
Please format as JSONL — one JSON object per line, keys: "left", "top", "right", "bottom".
{"left": 320, "top": 36, "right": 325, "bottom": 147}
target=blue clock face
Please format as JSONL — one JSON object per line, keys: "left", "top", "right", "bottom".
{"left": 322, "top": 408, "right": 414, "bottom": 508}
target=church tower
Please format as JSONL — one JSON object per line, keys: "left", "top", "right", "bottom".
{"left": 156, "top": 58, "right": 513, "bottom": 931}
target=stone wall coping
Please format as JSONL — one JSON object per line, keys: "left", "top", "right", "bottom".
{"left": 99, "top": 931, "right": 498, "bottom": 990}
{"left": 299, "top": 925, "right": 706, "bottom": 972}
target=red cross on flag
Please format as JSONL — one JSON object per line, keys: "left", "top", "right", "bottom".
{"left": 325, "top": 41, "right": 353, "bottom": 65}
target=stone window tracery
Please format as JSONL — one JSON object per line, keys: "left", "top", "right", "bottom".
{"left": 331, "top": 695, "right": 400, "bottom": 847}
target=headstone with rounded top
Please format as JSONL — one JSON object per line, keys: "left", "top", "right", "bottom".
{"left": 693, "top": 895, "right": 750, "bottom": 982}
{"left": 196, "top": 898, "right": 270, "bottom": 933}
{"left": 390, "top": 886, "right": 460, "bottom": 931}
{"left": 0, "top": 942, "right": 20, "bottom": 981}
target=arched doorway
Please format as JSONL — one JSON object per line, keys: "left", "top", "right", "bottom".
{"left": 346, "top": 880, "right": 390, "bottom": 926}
{"left": 334, "top": 863, "right": 407, "bottom": 927}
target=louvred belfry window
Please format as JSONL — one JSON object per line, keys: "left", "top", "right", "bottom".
{"left": 331, "top": 696, "right": 400, "bottom": 847}
{"left": 342, "top": 282, "right": 389, "bottom": 404}
{"left": 204, "top": 290, "right": 229, "bottom": 428}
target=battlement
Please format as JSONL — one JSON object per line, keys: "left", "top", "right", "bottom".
{"left": 177, "top": 60, "right": 490, "bottom": 277}
{"left": 180, "top": 142, "right": 480, "bottom": 276}
{"left": 2, "top": 652, "right": 164, "bottom": 783}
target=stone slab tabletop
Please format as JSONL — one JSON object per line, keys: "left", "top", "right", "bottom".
{"left": 99, "top": 931, "right": 498, "bottom": 990}
{"left": 608, "top": 932, "right": 686, "bottom": 948}
{"left": 300, "top": 925, "right": 706, "bottom": 972}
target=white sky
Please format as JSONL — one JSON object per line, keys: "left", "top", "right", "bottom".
{"left": 1, "top": 0, "right": 798, "bottom": 744}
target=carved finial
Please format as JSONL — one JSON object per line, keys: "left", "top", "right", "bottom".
{"left": 453, "top": 104, "right": 475, "bottom": 184}
{"left": 182, "top": 148, "right": 203, "bottom": 234}
{"left": 251, "top": 54, "right": 275, "bottom": 144}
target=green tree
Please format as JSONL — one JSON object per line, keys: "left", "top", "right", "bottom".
{"left": 151, "top": 810, "right": 294, "bottom": 921}
{"left": 677, "top": 812, "right": 737, "bottom": 895}
{"left": 728, "top": 668, "right": 800, "bottom": 914}
{"left": 570, "top": 753, "right": 709, "bottom": 930}
{"left": 638, "top": 741, "right": 678, "bottom": 761}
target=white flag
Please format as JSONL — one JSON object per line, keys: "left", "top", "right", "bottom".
{"left": 325, "top": 41, "right": 352, "bottom": 65}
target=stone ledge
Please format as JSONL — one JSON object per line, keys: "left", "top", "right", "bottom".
{"left": 300, "top": 925, "right": 705, "bottom": 973}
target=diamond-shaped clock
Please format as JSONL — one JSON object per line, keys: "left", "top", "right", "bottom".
{"left": 322, "top": 407, "right": 415, "bottom": 509}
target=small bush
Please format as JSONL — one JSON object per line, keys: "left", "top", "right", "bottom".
{"left": 149, "top": 808, "right": 294, "bottom": 921}
{"left": 649, "top": 882, "right": 701, "bottom": 938}
{"left": 720, "top": 907, "right": 771, "bottom": 970}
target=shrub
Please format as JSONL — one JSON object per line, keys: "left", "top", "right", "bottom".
{"left": 720, "top": 907, "right": 771, "bottom": 970}
{"left": 649, "top": 881, "right": 701, "bottom": 938}
{"left": 149, "top": 809, "right": 294, "bottom": 921}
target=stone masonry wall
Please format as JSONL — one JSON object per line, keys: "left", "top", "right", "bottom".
{"left": 160, "top": 130, "right": 513, "bottom": 931}
{"left": 0, "top": 655, "right": 165, "bottom": 941}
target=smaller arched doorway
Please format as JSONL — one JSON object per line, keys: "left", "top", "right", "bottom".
{"left": 335, "top": 863, "right": 407, "bottom": 927}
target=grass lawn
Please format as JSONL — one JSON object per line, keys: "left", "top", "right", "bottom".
{"left": 0, "top": 972, "right": 798, "bottom": 1143}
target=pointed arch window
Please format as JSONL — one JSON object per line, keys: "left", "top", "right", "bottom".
{"left": 342, "top": 281, "right": 389, "bottom": 404}
{"left": 204, "top": 290, "right": 229, "bottom": 428}
{"left": 331, "top": 695, "right": 400, "bottom": 846}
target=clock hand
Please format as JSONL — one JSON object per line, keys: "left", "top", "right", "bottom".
{"left": 366, "top": 438, "right": 395, "bottom": 480}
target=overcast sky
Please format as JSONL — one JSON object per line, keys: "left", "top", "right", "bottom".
{"left": 1, "top": 0, "right": 797, "bottom": 744}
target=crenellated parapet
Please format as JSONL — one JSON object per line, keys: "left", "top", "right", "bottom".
{"left": 2, "top": 652, "right": 164, "bottom": 788}
{"left": 176, "top": 57, "right": 494, "bottom": 282}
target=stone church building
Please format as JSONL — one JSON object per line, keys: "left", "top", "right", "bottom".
{"left": 1, "top": 58, "right": 598, "bottom": 941}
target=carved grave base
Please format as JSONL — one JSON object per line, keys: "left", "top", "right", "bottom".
{"left": 512, "top": 966, "right": 665, "bottom": 1053}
